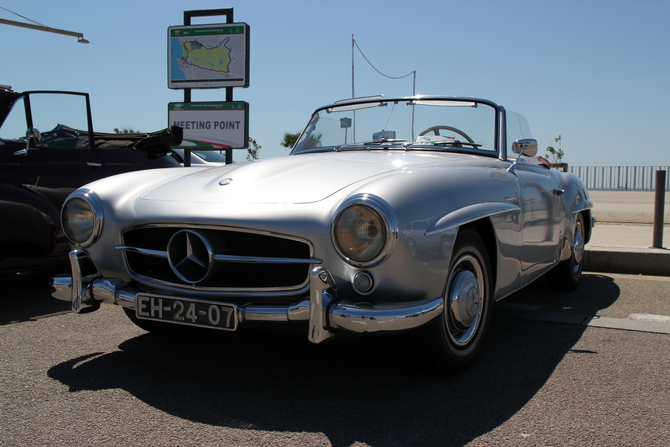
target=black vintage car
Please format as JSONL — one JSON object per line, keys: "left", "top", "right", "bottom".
{"left": 0, "top": 85, "right": 182, "bottom": 274}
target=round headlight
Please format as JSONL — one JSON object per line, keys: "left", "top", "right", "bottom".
{"left": 334, "top": 204, "right": 387, "bottom": 264}
{"left": 62, "top": 190, "right": 103, "bottom": 246}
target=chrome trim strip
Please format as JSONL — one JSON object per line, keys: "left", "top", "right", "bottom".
{"left": 128, "top": 272, "right": 311, "bottom": 295}
{"left": 426, "top": 202, "right": 520, "bottom": 236}
{"left": 115, "top": 245, "right": 320, "bottom": 265}
{"left": 242, "top": 306, "right": 291, "bottom": 322}
{"left": 115, "top": 246, "right": 167, "bottom": 257}
{"left": 120, "top": 223, "right": 315, "bottom": 247}
{"left": 213, "top": 254, "right": 321, "bottom": 264}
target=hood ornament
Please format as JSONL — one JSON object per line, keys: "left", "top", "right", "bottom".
{"left": 219, "top": 178, "right": 233, "bottom": 186}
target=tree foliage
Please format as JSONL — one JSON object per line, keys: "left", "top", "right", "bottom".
{"left": 280, "top": 132, "right": 301, "bottom": 149}
{"left": 113, "top": 127, "right": 140, "bottom": 134}
{"left": 545, "top": 135, "right": 564, "bottom": 163}
{"left": 247, "top": 137, "right": 261, "bottom": 160}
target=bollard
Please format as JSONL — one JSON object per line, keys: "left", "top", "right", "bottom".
{"left": 652, "top": 170, "right": 666, "bottom": 248}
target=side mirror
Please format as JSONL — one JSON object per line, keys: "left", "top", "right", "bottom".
{"left": 511, "top": 139, "right": 538, "bottom": 157}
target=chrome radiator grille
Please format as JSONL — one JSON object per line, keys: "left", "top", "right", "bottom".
{"left": 118, "top": 226, "right": 316, "bottom": 291}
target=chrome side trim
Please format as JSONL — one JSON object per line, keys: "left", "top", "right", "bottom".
{"left": 427, "top": 202, "right": 520, "bottom": 236}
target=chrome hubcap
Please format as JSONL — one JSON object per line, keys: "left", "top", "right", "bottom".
{"left": 446, "top": 254, "right": 484, "bottom": 346}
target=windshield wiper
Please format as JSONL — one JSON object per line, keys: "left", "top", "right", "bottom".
{"left": 334, "top": 139, "right": 408, "bottom": 151}
{"left": 406, "top": 140, "right": 482, "bottom": 150}
{"left": 334, "top": 144, "right": 366, "bottom": 151}
{"left": 363, "top": 138, "right": 408, "bottom": 145}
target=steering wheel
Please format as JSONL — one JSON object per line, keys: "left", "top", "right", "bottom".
{"left": 418, "top": 125, "right": 476, "bottom": 144}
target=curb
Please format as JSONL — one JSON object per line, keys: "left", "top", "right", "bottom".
{"left": 584, "top": 246, "right": 670, "bottom": 276}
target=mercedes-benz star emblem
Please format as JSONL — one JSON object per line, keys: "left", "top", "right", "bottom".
{"left": 167, "top": 230, "right": 214, "bottom": 283}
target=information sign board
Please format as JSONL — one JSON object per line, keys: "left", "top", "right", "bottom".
{"left": 168, "top": 101, "right": 249, "bottom": 149}
{"left": 168, "top": 23, "right": 249, "bottom": 89}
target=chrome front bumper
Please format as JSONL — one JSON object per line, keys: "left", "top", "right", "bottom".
{"left": 52, "top": 250, "right": 444, "bottom": 344}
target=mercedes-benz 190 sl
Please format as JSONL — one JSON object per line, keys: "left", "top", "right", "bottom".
{"left": 52, "top": 96, "right": 594, "bottom": 374}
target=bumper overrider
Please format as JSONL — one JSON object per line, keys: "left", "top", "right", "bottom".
{"left": 51, "top": 250, "right": 444, "bottom": 344}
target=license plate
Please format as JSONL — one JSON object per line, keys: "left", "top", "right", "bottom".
{"left": 136, "top": 294, "right": 237, "bottom": 331}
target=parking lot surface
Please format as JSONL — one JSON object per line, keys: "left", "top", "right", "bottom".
{"left": 1, "top": 272, "right": 669, "bottom": 447}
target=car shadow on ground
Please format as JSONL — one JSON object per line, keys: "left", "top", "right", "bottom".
{"left": 47, "top": 274, "right": 619, "bottom": 447}
{"left": 0, "top": 273, "right": 70, "bottom": 325}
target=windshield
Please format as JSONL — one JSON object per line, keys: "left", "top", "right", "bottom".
{"left": 291, "top": 97, "right": 499, "bottom": 155}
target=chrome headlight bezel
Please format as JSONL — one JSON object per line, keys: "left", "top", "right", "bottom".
{"left": 61, "top": 189, "right": 104, "bottom": 247}
{"left": 332, "top": 194, "right": 398, "bottom": 267}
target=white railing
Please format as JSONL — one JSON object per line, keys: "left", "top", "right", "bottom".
{"left": 568, "top": 166, "right": 670, "bottom": 191}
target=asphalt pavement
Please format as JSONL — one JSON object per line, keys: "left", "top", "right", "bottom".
{"left": 1, "top": 272, "right": 669, "bottom": 446}
{"left": 585, "top": 190, "right": 669, "bottom": 276}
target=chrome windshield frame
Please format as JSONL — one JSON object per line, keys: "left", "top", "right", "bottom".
{"left": 291, "top": 96, "right": 506, "bottom": 159}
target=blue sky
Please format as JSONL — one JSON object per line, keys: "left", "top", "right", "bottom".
{"left": 1, "top": 0, "right": 668, "bottom": 166}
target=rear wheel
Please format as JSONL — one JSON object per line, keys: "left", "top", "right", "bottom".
{"left": 421, "top": 227, "right": 493, "bottom": 375}
{"left": 547, "top": 213, "right": 585, "bottom": 291}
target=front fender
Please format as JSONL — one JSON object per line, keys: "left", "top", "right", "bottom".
{"left": 425, "top": 202, "right": 520, "bottom": 236}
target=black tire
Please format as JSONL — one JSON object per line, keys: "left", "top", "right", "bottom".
{"left": 420, "top": 227, "right": 493, "bottom": 375}
{"left": 547, "top": 213, "right": 585, "bottom": 291}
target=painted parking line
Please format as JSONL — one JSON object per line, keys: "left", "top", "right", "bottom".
{"left": 496, "top": 304, "right": 670, "bottom": 335}
{"left": 584, "top": 315, "right": 670, "bottom": 335}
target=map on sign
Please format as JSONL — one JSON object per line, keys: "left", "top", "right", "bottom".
{"left": 168, "top": 23, "right": 249, "bottom": 89}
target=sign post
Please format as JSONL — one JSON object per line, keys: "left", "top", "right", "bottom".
{"left": 167, "top": 8, "right": 250, "bottom": 165}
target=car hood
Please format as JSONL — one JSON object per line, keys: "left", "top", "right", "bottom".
{"left": 139, "top": 151, "right": 475, "bottom": 204}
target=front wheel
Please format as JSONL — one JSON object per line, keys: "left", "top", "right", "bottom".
{"left": 546, "top": 213, "right": 585, "bottom": 291}
{"left": 420, "top": 227, "right": 493, "bottom": 375}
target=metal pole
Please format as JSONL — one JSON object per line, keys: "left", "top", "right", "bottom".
{"left": 351, "top": 35, "right": 355, "bottom": 98}
{"left": 652, "top": 170, "right": 666, "bottom": 248}
{"left": 183, "top": 8, "right": 235, "bottom": 165}
{"left": 0, "top": 17, "right": 88, "bottom": 43}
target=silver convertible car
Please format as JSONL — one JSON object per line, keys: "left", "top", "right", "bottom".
{"left": 52, "top": 96, "right": 594, "bottom": 374}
